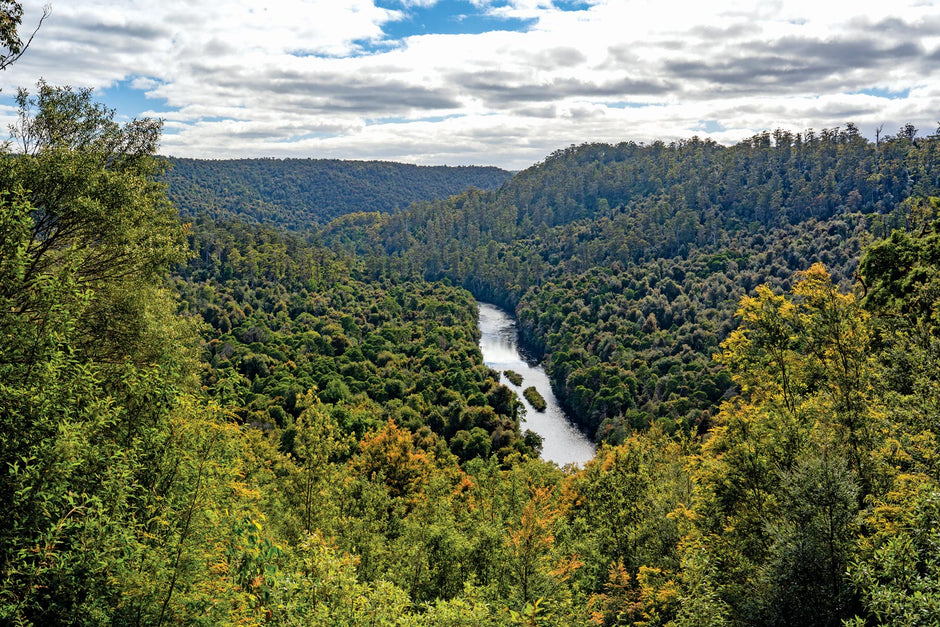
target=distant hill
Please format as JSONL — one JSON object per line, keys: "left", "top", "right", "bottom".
{"left": 160, "top": 157, "right": 512, "bottom": 229}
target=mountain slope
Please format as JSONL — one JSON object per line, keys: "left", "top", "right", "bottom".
{"left": 161, "top": 157, "right": 512, "bottom": 229}
{"left": 320, "top": 125, "right": 940, "bottom": 440}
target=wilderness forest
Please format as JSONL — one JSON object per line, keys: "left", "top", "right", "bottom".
{"left": 4, "top": 8, "right": 940, "bottom": 627}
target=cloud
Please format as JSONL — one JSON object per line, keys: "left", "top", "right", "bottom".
{"left": 0, "top": 0, "right": 937, "bottom": 169}
{"left": 452, "top": 71, "right": 674, "bottom": 105}
{"left": 664, "top": 37, "right": 924, "bottom": 95}
{"left": 524, "top": 46, "right": 588, "bottom": 70}
{"left": 209, "top": 67, "right": 463, "bottom": 114}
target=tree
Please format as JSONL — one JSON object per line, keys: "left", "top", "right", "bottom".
{"left": 0, "top": 2, "right": 48, "bottom": 72}
{"left": 686, "top": 264, "right": 875, "bottom": 623}
{"left": 506, "top": 485, "right": 561, "bottom": 605}
{"left": 860, "top": 215, "right": 940, "bottom": 340}
{"left": 847, "top": 478, "right": 940, "bottom": 626}
{"left": 0, "top": 84, "right": 252, "bottom": 624}
{"left": 764, "top": 452, "right": 861, "bottom": 625}
{"left": 1, "top": 81, "right": 188, "bottom": 366}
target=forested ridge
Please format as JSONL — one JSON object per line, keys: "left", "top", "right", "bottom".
{"left": 327, "top": 127, "right": 938, "bottom": 441}
{"left": 5, "top": 16, "right": 940, "bottom": 624}
{"left": 161, "top": 157, "right": 512, "bottom": 229}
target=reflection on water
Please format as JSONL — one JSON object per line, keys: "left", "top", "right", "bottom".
{"left": 477, "top": 302, "right": 595, "bottom": 466}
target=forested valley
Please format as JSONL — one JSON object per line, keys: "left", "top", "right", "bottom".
{"left": 5, "top": 52, "right": 940, "bottom": 627}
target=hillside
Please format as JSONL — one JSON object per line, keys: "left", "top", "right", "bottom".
{"left": 322, "top": 125, "right": 940, "bottom": 440}
{"left": 161, "top": 157, "right": 512, "bottom": 229}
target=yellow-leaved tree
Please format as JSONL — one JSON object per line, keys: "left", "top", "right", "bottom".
{"left": 681, "top": 263, "right": 874, "bottom": 626}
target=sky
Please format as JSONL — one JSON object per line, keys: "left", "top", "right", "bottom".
{"left": 0, "top": 0, "right": 938, "bottom": 169}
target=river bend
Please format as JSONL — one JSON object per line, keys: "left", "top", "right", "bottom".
{"left": 477, "top": 302, "right": 595, "bottom": 466}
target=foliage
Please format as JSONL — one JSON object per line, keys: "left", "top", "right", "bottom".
{"left": 848, "top": 478, "right": 940, "bottom": 626}
{"left": 0, "top": 1, "right": 47, "bottom": 72}
{"left": 505, "top": 370, "right": 524, "bottom": 386}
{"left": 172, "top": 218, "right": 534, "bottom": 461}
{"left": 0, "top": 83, "right": 257, "bottom": 625}
{"left": 162, "top": 157, "right": 511, "bottom": 229}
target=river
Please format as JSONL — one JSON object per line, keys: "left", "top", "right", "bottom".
{"left": 477, "top": 302, "right": 596, "bottom": 466}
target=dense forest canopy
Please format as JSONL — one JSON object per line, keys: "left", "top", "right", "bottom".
{"left": 4, "top": 8, "right": 940, "bottom": 621}
{"left": 320, "top": 125, "right": 939, "bottom": 441}
{"left": 161, "top": 157, "right": 512, "bottom": 229}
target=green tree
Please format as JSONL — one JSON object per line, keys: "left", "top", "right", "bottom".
{"left": 0, "top": 84, "right": 260, "bottom": 624}
{"left": 2, "top": 81, "right": 188, "bottom": 367}
{"left": 847, "top": 477, "right": 940, "bottom": 626}
{"left": 764, "top": 452, "right": 860, "bottom": 625}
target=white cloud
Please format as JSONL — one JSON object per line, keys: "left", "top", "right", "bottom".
{"left": 1, "top": 0, "right": 938, "bottom": 169}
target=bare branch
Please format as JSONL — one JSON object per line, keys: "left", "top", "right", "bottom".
{"left": 0, "top": 4, "right": 50, "bottom": 72}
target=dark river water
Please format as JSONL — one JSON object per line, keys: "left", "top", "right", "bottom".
{"left": 477, "top": 302, "right": 595, "bottom": 466}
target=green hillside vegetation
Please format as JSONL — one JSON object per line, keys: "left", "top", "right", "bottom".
{"left": 324, "top": 126, "right": 939, "bottom": 441}
{"left": 174, "top": 217, "right": 537, "bottom": 464}
{"left": 161, "top": 157, "right": 512, "bottom": 229}
{"left": 6, "top": 43, "right": 940, "bottom": 625}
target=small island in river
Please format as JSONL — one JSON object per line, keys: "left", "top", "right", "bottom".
{"left": 504, "top": 370, "right": 523, "bottom": 386}
{"left": 523, "top": 386, "right": 547, "bottom": 412}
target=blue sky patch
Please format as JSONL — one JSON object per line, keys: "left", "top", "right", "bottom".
{"left": 98, "top": 78, "right": 176, "bottom": 120}
{"left": 275, "top": 132, "right": 339, "bottom": 142}
{"left": 373, "top": 0, "right": 537, "bottom": 41}
{"left": 553, "top": 0, "right": 596, "bottom": 10}
{"left": 365, "top": 113, "right": 465, "bottom": 125}
{"left": 852, "top": 87, "right": 911, "bottom": 100}
{"left": 608, "top": 101, "right": 655, "bottom": 109}
{"left": 696, "top": 120, "right": 726, "bottom": 133}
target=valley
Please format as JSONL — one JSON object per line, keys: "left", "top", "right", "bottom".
{"left": 4, "top": 1, "right": 939, "bottom": 623}
{"left": 5, "top": 85, "right": 940, "bottom": 625}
